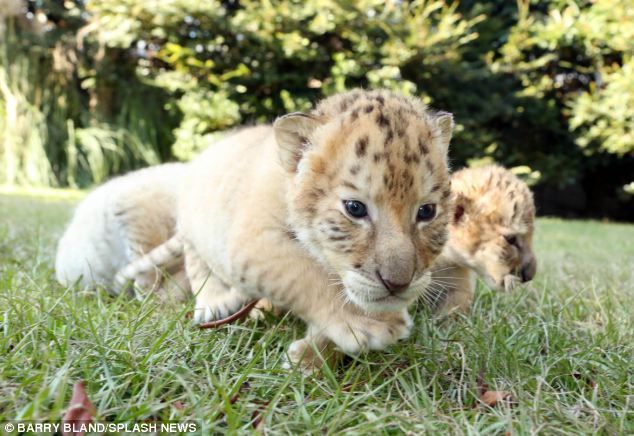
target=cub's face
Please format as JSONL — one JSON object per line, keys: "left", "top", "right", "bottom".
{"left": 275, "top": 90, "right": 453, "bottom": 312}
{"left": 447, "top": 166, "right": 537, "bottom": 292}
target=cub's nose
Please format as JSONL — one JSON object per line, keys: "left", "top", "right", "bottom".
{"left": 520, "top": 258, "right": 537, "bottom": 282}
{"left": 376, "top": 271, "right": 411, "bottom": 294}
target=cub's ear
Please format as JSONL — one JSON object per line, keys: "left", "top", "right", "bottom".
{"left": 452, "top": 192, "right": 469, "bottom": 225}
{"left": 273, "top": 112, "right": 319, "bottom": 172}
{"left": 430, "top": 111, "right": 454, "bottom": 155}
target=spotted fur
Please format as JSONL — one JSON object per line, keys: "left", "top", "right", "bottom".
{"left": 425, "top": 165, "right": 537, "bottom": 314}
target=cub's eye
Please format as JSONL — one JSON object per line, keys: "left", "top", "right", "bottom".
{"left": 344, "top": 200, "right": 368, "bottom": 218}
{"left": 417, "top": 204, "right": 436, "bottom": 222}
{"left": 505, "top": 235, "right": 518, "bottom": 246}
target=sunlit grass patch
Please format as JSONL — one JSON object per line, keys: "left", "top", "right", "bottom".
{"left": 1, "top": 193, "right": 632, "bottom": 433}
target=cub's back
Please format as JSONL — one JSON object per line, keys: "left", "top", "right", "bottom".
{"left": 178, "top": 125, "right": 278, "bottom": 263}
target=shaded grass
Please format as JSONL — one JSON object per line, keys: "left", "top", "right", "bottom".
{"left": 0, "top": 193, "right": 632, "bottom": 434}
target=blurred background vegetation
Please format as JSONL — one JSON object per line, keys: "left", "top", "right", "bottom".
{"left": 0, "top": 0, "right": 632, "bottom": 219}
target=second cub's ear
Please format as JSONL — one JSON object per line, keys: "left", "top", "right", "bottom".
{"left": 452, "top": 192, "right": 469, "bottom": 225}
{"left": 430, "top": 111, "right": 454, "bottom": 155}
{"left": 273, "top": 112, "right": 319, "bottom": 172}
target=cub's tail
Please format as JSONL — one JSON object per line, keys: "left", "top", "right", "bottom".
{"left": 113, "top": 233, "right": 185, "bottom": 295}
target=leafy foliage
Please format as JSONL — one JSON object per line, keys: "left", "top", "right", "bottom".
{"left": 0, "top": 0, "right": 632, "bottom": 215}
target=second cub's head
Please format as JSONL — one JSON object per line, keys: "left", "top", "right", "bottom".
{"left": 446, "top": 165, "right": 537, "bottom": 292}
{"left": 274, "top": 89, "right": 453, "bottom": 312}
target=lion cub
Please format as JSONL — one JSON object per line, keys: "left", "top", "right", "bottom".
{"left": 55, "top": 163, "right": 189, "bottom": 299}
{"left": 427, "top": 165, "right": 537, "bottom": 314}
{"left": 120, "top": 89, "right": 455, "bottom": 358}
{"left": 61, "top": 89, "right": 455, "bottom": 362}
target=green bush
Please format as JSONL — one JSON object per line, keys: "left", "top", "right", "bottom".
{"left": 1, "top": 0, "right": 632, "bottom": 217}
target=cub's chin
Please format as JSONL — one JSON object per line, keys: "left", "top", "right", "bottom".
{"left": 342, "top": 271, "right": 430, "bottom": 313}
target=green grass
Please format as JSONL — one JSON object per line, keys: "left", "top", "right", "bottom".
{"left": 1, "top": 192, "right": 633, "bottom": 434}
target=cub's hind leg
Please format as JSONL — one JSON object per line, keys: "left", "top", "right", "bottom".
{"left": 114, "top": 234, "right": 185, "bottom": 297}
{"left": 184, "top": 241, "right": 248, "bottom": 323}
{"left": 112, "top": 199, "right": 176, "bottom": 293}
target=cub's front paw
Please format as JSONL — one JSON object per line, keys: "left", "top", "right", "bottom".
{"left": 194, "top": 288, "right": 247, "bottom": 323}
{"left": 248, "top": 298, "right": 280, "bottom": 321}
{"left": 284, "top": 334, "right": 336, "bottom": 375}
{"left": 327, "top": 310, "right": 412, "bottom": 355}
{"left": 503, "top": 274, "right": 521, "bottom": 292}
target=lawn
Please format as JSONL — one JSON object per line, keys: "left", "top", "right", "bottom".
{"left": 0, "top": 189, "right": 632, "bottom": 434}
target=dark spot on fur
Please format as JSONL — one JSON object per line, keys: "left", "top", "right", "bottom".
{"left": 385, "top": 128, "right": 394, "bottom": 145}
{"left": 356, "top": 136, "right": 368, "bottom": 157}
{"left": 285, "top": 228, "right": 297, "bottom": 240}
{"left": 350, "top": 108, "right": 360, "bottom": 121}
{"left": 364, "top": 104, "right": 374, "bottom": 113}
{"left": 329, "top": 235, "right": 348, "bottom": 242}
{"left": 418, "top": 138, "right": 429, "bottom": 155}
{"left": 373, "top": 152, "right": 383, "bottom": 163}
{"left": 354, "top": 263, "right": 362, "bottom": 269}
{"left": 403, "top": 136, "right": 411, "bottom": 151}
{"left": 404, "top": 153, "right": 419, "bottom": 164}
{"left": 342, "top": 180, "right": 358, "bottom": 190}
{"left": 442, "top": 187, "right": 451, "bottom": 199}
{"left": 425, "top": 160, "right": 434, "bottom": 173}
{"left": 401, "top": 170, "right": 412, "bottom": 186}
{"left": 340, "top": 98, "right": 352, "bottom": 112}
{"left": 376, "top": 112, "right": 389, "bottom": 128}
{"left": 307, "top": 187, "right": 325, "bottom": 201}
{"left": 349, "top": 165, "right": 360, "bottom": 175}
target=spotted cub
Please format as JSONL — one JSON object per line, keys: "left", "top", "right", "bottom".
{"left": 427, "top": 165, "right": 537, "bottom": 314}
{"left": 122, "top": 89, "right": 455, "bottom": 359}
